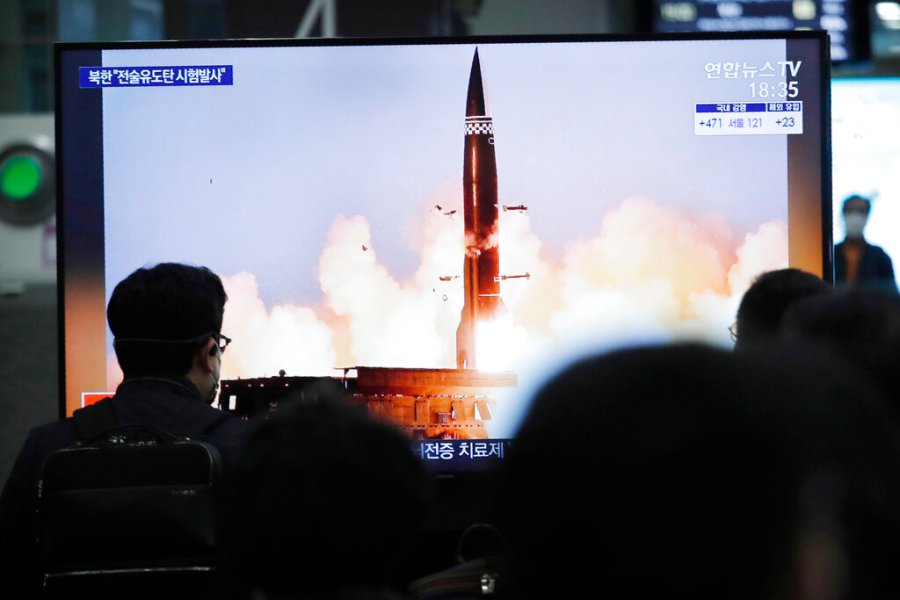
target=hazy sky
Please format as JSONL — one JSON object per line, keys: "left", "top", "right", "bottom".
{"left": 99, "top": 39, "right": 794, "bottom": 306}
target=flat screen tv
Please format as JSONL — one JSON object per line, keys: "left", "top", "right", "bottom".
{"left": 831, "top": 75, "right": 900, "bottom": 290}
{"left": 55, "top": 32, "right": 831, "bottom": 472}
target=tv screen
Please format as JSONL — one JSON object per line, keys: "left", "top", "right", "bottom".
{"left": 647, "top": 0, "right": 870, "bottom": 62}
{"left": 56, "top": 32, "right": 831, "bottom": 471}
{"left": 831, "top": 75, "right": 900, "bottom": 290}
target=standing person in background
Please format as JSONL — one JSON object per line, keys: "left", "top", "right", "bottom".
{"left": 835, "top": 194, "right": 897, "bottom": 292}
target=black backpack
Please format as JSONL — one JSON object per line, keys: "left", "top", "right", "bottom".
{"left": 35, "top": 397, "right": 230, "bottom": 599}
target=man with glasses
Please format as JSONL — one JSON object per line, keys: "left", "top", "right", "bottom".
{"left": 106, "top": 263, "right": 235, "bottom": 411}
{"left": 0, "top": 262, "right": 257, "bottom": 594}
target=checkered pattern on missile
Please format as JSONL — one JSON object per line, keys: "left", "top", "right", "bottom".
{"left": 465, "top": 120, "right": 493, "bottom": 135}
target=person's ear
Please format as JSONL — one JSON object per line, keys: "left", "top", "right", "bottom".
{"left": 198, "top": 338, "right": 218, "bottom": 372}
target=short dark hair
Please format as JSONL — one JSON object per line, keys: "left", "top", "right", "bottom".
{"left": 225, "top": 387, "right": 431, "bottom": 597}
{"left": 843, "top": 194, "right": 872, "bottom": 215}
{"left": 734, "top": 268, "right": 831, "bottom": 353}
{"left": 107, "top": 262, "right": 227, "bottom": 377}
{"left": 495, "top": 343, "right": 900, "bottom": 599}
{"left": 781, "top": 287, "right": 900, "bottom": 405}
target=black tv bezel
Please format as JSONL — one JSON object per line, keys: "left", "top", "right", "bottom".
{"left": 54, "top": 30, "right": 834, "bottom": 431}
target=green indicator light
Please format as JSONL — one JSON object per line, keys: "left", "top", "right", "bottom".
{"left": 0, "top": 155, "right": 42, "bottom": 201}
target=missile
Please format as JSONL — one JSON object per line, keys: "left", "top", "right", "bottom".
{"left": 456, "top": 48, "right": 505, "bottom": 370}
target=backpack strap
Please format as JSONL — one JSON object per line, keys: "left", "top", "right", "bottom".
{"left": 71, "top": 397, "right": 117, "bottom": 442}
{"left": 72, "top": 394, "right": 231, "bottom": 442}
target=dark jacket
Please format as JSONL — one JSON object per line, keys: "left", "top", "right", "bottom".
{"left": 0, "top": 376, "right": 258, "bottom": 596}
{"left": 834, "top": 239, "right": 897, "bottom": 293}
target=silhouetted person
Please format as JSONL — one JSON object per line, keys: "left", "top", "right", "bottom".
{"left": 835, "top": 194, "right": 897, "bottom": 292}
{"left": 732, "top": 268, "right": 831, "bottom": 353}
{"left": 224, "top": 387, "right": 432, "bottom": 600}
{"left": 781, "top": 286, "right": 900, "bottom": 408}
{"left": 0, "top": 262, "right": 257, "bottom": 595}
{"left": 493, "top": 343, "right": 900, "bottom": 599}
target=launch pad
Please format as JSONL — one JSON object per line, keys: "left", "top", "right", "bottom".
{"left": 221, "top": 367, "right": 517, "bottom": 440}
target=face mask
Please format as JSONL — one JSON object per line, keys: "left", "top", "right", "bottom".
{"left": 207, "top": 372, "right": 219, "bottom": 404}
{"left": 207, "top": 346, "right": 221, "bottom": 404}
{"left": 844, "top": 213, "right": 867, "bottom": 238}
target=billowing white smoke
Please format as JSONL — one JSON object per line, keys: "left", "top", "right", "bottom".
{"left": 104, "top": 269, "right": 338, "bottom": 390}
{"left": 219, "top": 271, "right": 336, "bottom": 379}
{"left": 272, "top": 192, "right": 783, "bottom": 383}
{"left": 726, "top": 219, "right": 790, "bottom": 295}
{"left": 494, "top": 197, "right": 787, "bottom": 365}
{"left": 217, "top": 195, "right": 787, "bottom": 380}
{"left": 547, "top": 197, "right": 731, "bottom": 349}
{"left": 318, "top": 214, "right": 460, "bottom": 368}
{"left": 488, "top": 198, "right": 787, "bottom": 438}
{"left": 104, "top": 195, "right": 787, "bottom": 407}
{"left": 206, "top": 198, "right": 787, "bottom": 384}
